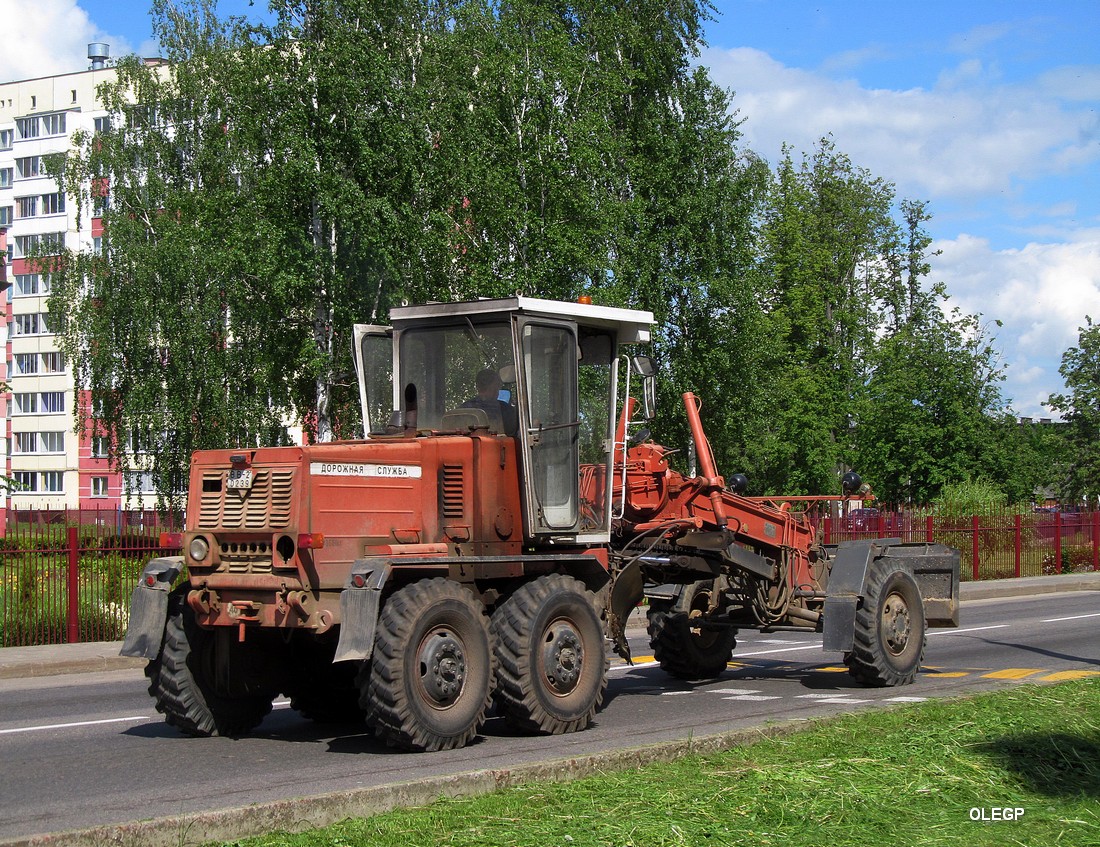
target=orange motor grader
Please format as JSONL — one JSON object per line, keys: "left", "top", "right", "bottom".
{"left": 122, "top": 296, "right": 959, "bottom": 752}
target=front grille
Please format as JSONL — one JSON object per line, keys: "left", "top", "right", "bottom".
{"left": 197, "top": 468, "right": 295, "bottom": 530}
{"left": 220, "top": 540, "right": 273, "bottom": 575}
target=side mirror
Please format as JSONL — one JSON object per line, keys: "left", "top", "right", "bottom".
{"left": 631, "top": 356, "right": 657, "bottom": 420}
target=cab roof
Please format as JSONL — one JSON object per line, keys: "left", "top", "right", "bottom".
{"left": 389, "top": 296, "right": 654, "bottom": 345}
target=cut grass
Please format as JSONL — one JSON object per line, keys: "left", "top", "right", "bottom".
{"left": 219, "top": 679, "right": 1099, "bottom": 847}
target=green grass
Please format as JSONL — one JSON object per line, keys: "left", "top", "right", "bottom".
{"left": 219, "top": 679, "right": 1099, "bottom": 847}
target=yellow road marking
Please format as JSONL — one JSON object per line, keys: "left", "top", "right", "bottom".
{"left": 924, "top": 672, "right": 970, "bottom": 678}
{"left": 1039, "top": 670, "right": 1100, "bottom": 682}
{"left": 982, "top": 668, "right": 1045, "bottom": 680}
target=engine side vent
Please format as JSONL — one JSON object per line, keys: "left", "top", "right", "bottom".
{"left": 441, "top": 464, "right": 465, "bottom": 520}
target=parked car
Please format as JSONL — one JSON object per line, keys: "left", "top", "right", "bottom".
{"left": 845, "top": 507, "right": 881, "bottom": 532}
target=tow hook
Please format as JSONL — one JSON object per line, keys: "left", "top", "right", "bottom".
{"left": 227, "top": 600, "right": 263, "bottom": 641}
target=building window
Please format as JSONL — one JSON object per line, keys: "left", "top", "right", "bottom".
{"left": 92, "top": 476, "right": 109, "bottom": 497}
{"left": 93, "top": 236, "right": 103, "bottom": 254}
{"left": 0, "top": 206, "right": 11, "bottom": 226}
{"left": 14, "top": 274, "right": 50, "bottom": 296}
{"left": 125, "top": 471, "right": 156, "bottom": 495}
{"left": 13, "top": 313, "right": 47, "bottom": 335}
{"left": 15, "top": 117, "right": 38, "bottom": 140}
{"left": 41, "top": 113, "right": 66, "bottom": 136}
{"left": 14, "top": 232, "right": 64, "bottom": 258}
{"left": 15, "top": 156, "right": 41, "bottom": 179}
{"left": 42, "top": 351, "right": 65, "bottom": 372}
{"left": 14, "top": 471, "right": 37, "bottom": 492}
{"left": 41, "top": 471, "right": 64, "bottom": 493}
{"left": 94, "top": 116, "right": 112, "bottom": 134}
{"left": 0, "top": 128, "right": 12, "bottom": 149}
{"left": 0, "top": 168, "right": 12, "bottom": 189}
{"left": 16, "top": 196, "right": 37, "bottom": 218}
{"left": 14, "top": 353, "right": 38, "bottom": 375}
{"left": 13, "top": 432, "right": 37, "bottom": 453}
{"left": 41, "top": 432, "right": 65, "bottom": 453}
{"left": 14, "top": 393, "right": 38, "bottom": 414}
{"left": 91, "top": 435, "right": 110, "bottom": 458}
{"left": 41, "top": 192, "right": 65, "bottom": 215}
{"left": 41, "top": 392, "right": 66, "bottom": 414}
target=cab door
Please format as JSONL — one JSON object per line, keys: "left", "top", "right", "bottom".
{"left": 515, "top": 318, "right": 580, "bottom": 536}
{"left": 352, "top": 324, "right": 394, "bottom": 437}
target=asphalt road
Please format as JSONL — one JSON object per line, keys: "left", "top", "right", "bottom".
{"left": 1, "top": 590, "right": 1098, "bottom": 844}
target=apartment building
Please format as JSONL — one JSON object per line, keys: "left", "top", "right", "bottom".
{"left": 0, "top": 47, "right": 155, "bottom": 512}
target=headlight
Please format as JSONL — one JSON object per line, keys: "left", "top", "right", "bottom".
{"left": 188, "top": 536, "right": 211, "bottom": 562}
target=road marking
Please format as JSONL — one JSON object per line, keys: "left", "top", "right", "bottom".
{"left": 811, "top": 697, "right": 873, "bottom": 704}
{"left": 982, "top": 668, "right": 1044, "bottom": 680}
{"left": 884, "top": 696, "right": 927, "bottom": 702}
{"left": 928, "top": 625, "right": 1010, "bottom": 636}
{"left": 796, "top": 693, "right": 856, "bottom": 699}
{"left": 0, "top": 716, "right": 148, "bottom": 735}
{"left": 734, "top": 644, "right": 824, "bottom": 657}
{"left": 1039, "top": 670, "right": 1100, "bottom": 682}
{"left": 722, "top": 694, "right": 782, "bottom": 701}
{"left": 1040, "top": 612, "right": 1100, "bottom": 623}
{"left": 709, "top": 688, "right": 763, "bottom": 695}
{"left": 923, "top": 671, "right": 970, "bottom": 678}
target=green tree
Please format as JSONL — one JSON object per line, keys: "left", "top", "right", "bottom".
{"left": 1047, "top": 317, "right": 1100, "bottom": 506}
{"left": 748, "top": 138, "right": 899, "bottom": 494}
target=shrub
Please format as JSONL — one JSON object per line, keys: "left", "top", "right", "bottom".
{"left": 0, "top": 600, "right": 129, "bottom": 647}
{"left": 1041, "top": 544, "right": 1098, "bottom": 575}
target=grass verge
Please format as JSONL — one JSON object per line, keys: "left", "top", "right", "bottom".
{"left": 219, "top": 679, "right": 1099, "bottom": 847}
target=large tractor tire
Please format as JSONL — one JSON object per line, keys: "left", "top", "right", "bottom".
{"left": 490, "top": 574, "right": 608, "bottom": 735}
{"left": 846, "top": 563, "right": 926, "bottom": 686}
{"left": 647, "top": 579, "right": 736, "bottom": 681}
{"left": 361, "top": 579, "right": 494, "bottom": 752}
{"left": 145, "top": 586, "right": 275, "bottom": 737}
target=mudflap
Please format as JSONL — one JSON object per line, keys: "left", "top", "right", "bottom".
{"left": 333, "top": 560, "right": 391, "bottom": 663}
{"left": 882, "top": 542, "right": 961, "bottom": 628}
{"left": 119, "top": 557, "right": 184, "bottom": 659}
{"left": 822, "top": 540, "right": 961, "bottom": 652}
{"left": 608, "top": 557, "right": 645, "bottom": 664}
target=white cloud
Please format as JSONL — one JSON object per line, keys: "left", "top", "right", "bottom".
{"left": 0, "top": 0, "right": 138, "bottom": 81}
{"left": 932, "top": 230, "right": 1100, "bottom": 416}
{"left": 699, "top": 46, "right": 1100, "bottom": 202}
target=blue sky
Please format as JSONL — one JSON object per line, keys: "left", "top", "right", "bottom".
{"left": 3, "top": 0, "right": 1099, "bottom": 419}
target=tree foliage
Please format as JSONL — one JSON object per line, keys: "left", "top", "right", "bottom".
{"left": 1047, "top": 317, "right": 1100, "bottom": 505}
{"left": 44, "top": 0, "right": 1051, "bottom": 507}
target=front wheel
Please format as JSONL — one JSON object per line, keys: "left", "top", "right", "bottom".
{"left": 361, "top": 579, "right": 494, "bottom": 752}
{"left": 145, "top": 586, "right": 275, "bottom": 737}
{"left": 845, "top": 564, "right": 926, "bottom": 686}
{"left": 491, "top": 574, "right": 608, "bottom": 735}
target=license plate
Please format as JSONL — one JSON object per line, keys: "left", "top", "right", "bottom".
{"left": 227, "top": 468, "right": 254, "bottom": 489}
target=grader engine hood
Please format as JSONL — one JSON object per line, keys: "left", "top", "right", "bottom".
{"left": 182, "top": 434, "right": 524, "bottom": 583}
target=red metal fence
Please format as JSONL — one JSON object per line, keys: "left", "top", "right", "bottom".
{"left": 823, "top": 508, "right": 1100, "bottom": 580}
{"left": 1, "top": 508, "right": 1097, "bottom": 648}
{"left": 1, "top": 509, "right": 179, "bottom": 648}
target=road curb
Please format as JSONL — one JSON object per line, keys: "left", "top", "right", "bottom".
{"left": 0, "top": 718, "right": 814, "bottom": 847}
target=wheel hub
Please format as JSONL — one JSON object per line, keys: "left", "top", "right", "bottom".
{"left": 418, "top": 628, "right": 466, "bottom": 707}
{"left": 882, "top": 593, "right": 912, "bottom": 655}
{"left": 542, "top": 620, "right": 585, "bottom": 696}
